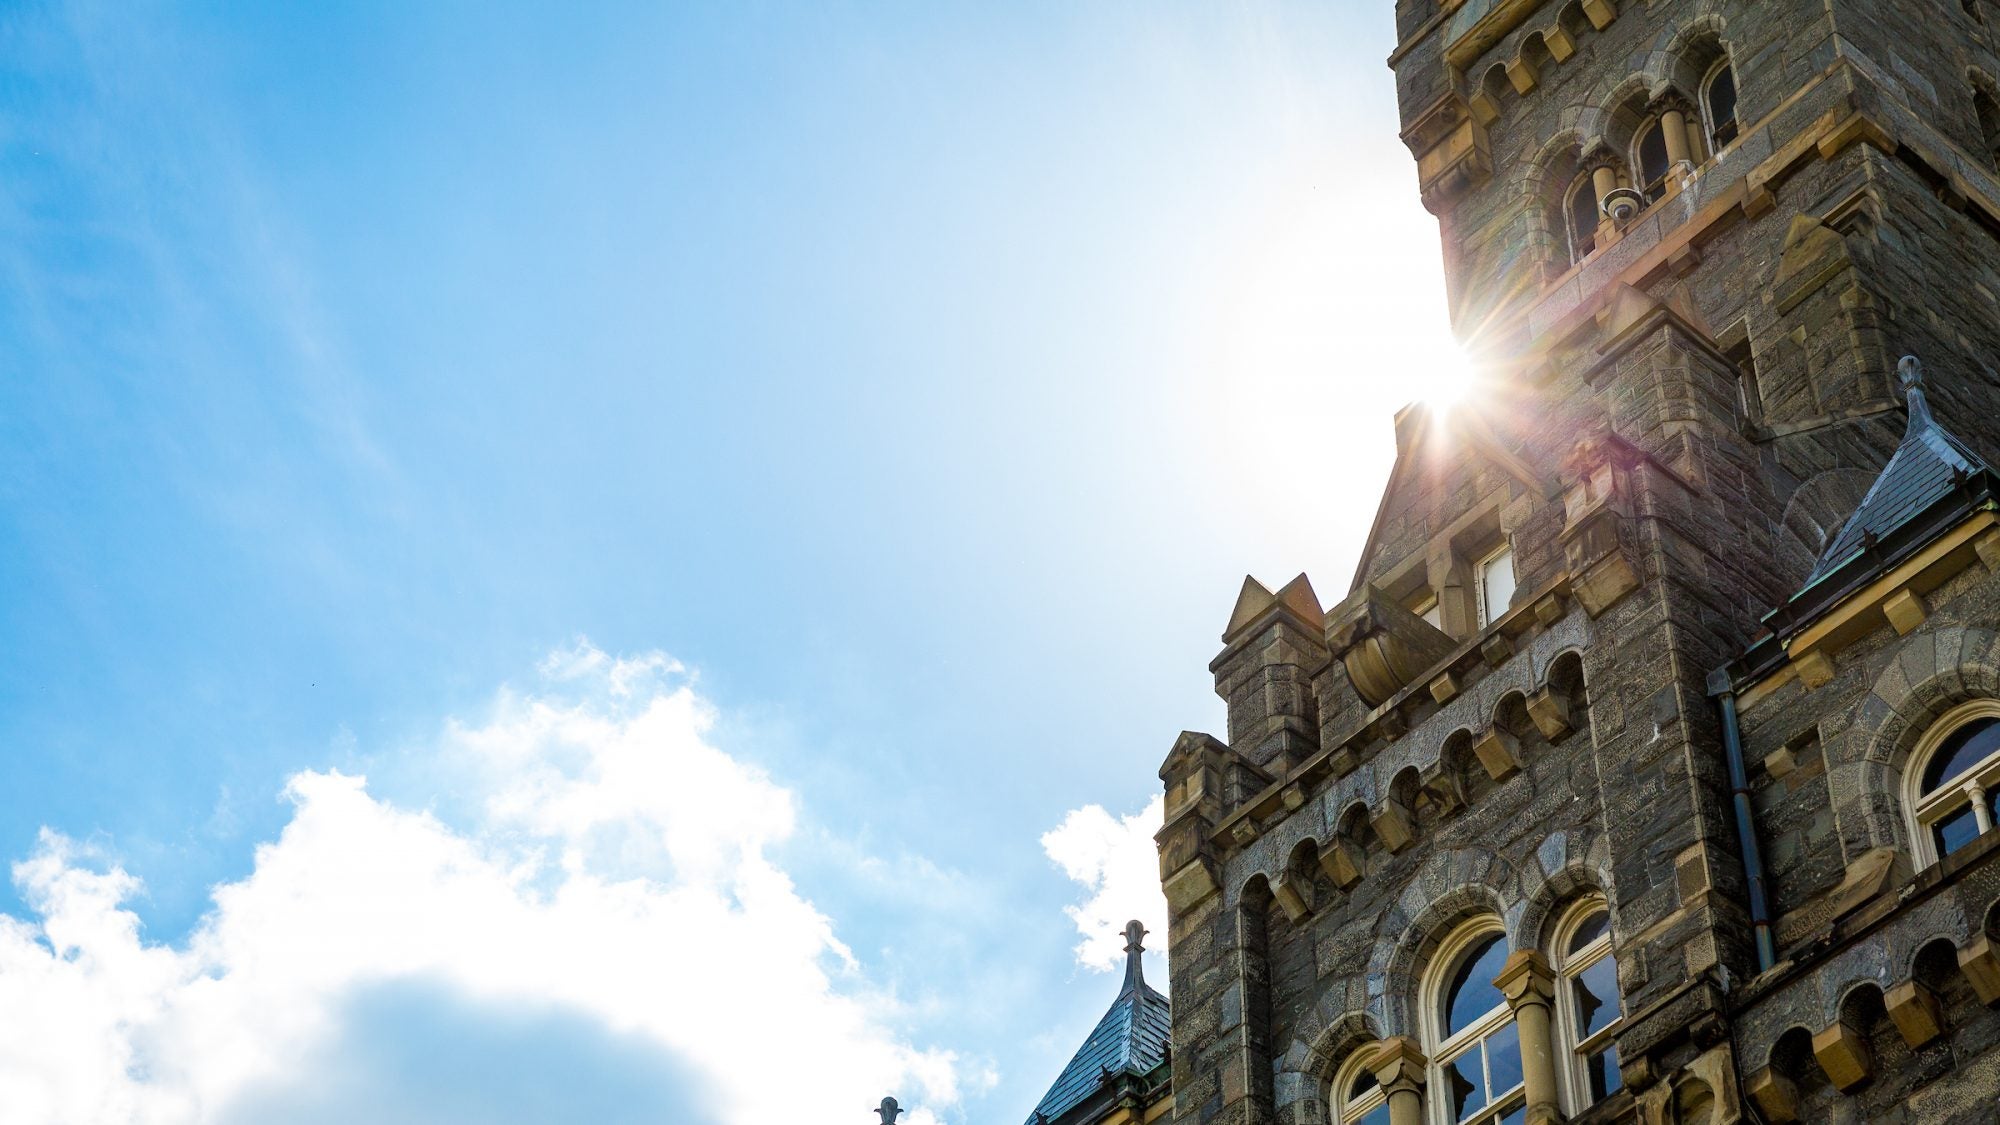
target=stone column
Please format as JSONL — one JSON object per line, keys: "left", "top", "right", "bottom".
{"left": 1653, "top": 95, "right": 1696, "bottom": 182}
{"left": 1371, "top": 1037, "right": 1428, "bottom": 1125}
{"left": 1496, "top": 950, "right": 1565, "bottom": 1124}
{"left": 1588, "top": 155, "right": 1621, "bottom": 240}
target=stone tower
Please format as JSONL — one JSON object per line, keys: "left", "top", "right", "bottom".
{"left": 1156, "top": 3, "right": 2000, "bottom": 1125}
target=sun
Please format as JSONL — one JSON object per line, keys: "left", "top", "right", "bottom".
{"left": 1408, "top": 338, "right": 1482, "bottom": 414}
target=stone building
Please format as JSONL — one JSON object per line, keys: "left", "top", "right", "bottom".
{"left": 1149, "top": 2, "right": 2000, "bottom": 1124}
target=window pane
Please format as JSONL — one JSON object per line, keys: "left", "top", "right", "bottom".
{"left": 1934, "top": 802, "right": 1981, "bottom": 857}
{"left": 1922, "top": 719, "right": 2000, "bottom": 791}
{"left": 1447, "top": 1050, "right": 1484, "bottom": 1121}
{"left": 1349, "top": 1065, "right": 1378, "bottom": 1101}
{"left": 1496, "top": 1105, "right": 1527, "bottom": 1125}
{"left": 1479, "top": 549, "right": 1515, "bottom": 626}
{"left": 1638, "top": 123, "right": 1670, "bottom": 191}
{"left": 1445, "top": 933, "right": 1509, "bottom": 1035}
{"left": 1707, "top": 67, "right": 1737, "bottom": 134}
{"left": 1585, "top": 1044, "right": 1622, "bottom": 1102}
{"left": 1568, "top": 182, "right": 1598, "bottom": 261}
{"left": 1485, "top": 1021, "right": 1523, "bottom": 1098}
{"left": 1353, "top": 1104, "right": 1392, "bottom": 1125}
{"left": 1565, "top": 910, "right": 1608, "bottom": 957}
{"left": 1571, "top": 955, "right": 1620, "bottom": 1039}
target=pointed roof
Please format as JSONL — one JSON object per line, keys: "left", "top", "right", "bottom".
{"left": 1025, "top": 922, "right": 1171, "bottom": 1125}
{"left": 1806, "top": 357, "right": 1991, "bottom": 583}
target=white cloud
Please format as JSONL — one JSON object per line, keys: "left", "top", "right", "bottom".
{"left": 1040, "top": 795, "right": 1167, "bottom": 975}
{"left": 0, "top": 642, "right": 959, "bottom": 1124}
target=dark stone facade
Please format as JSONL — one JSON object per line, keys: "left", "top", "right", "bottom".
{"left": 1156, "top": 3, "right": 2000, "bottom": 1124}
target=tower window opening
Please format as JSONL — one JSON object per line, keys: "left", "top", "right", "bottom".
{"left": 1477, "top": 544, "right": 1516, "bottom": 627}
{"left": 1725, "top": 338, "right": 1762, "bottom": 430}
{"left": 1976, "top": 85, "right": 2000, "bottom": 172}
{"left": 1634, "top": 120, "right": 1671, "bottom": 203}
{"left": 1703, "top": 63, "right": 1739, "bottom": 150}
{"left": 1907, "top": 703, "right": 2000, "bottom": 864}
{"left": 1564, "top": 173, "right": 1599, "bottom": 265}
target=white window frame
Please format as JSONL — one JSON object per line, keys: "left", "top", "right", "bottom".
{"left": 1630, "top": 117, "right": 1671, "bottom": 203}
{"left": 1331, "top": 1046, "right": 1391, "bottom": 1125}
{"left": 1422, "top": 921, "right": 1524, "bottom": 1125}
{"left": 1562, "top": 172, "right": 1599, "bottom": 265}
{"left": 1903, "top": 700, "right": 2000, "bottom": 866}
{"left": 1475, "top": 543, "right": 1516, "bottom": 628}
{"left": 1700, "top": 59, "right": 1738, "bottom": 152}
{"left": 1550, "top": 899, "right": 1623, "bottom": 1113}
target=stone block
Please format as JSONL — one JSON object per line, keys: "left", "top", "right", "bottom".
{"left": 1885, "top": 978, "right": 1943, "bottom": 1047}
{"left": 1525, "top": 687, "right": 1572, "bottom": 740}
{"left": 1959, "top": 933, "right": 2000, "bottom": 1004}
{"left": 1318, "top": 839, "right": 1366, "bottom": 890}
{"left": 1811, "top": 1020, "right": 1873, "bottom": 1091}
{"left": 1795, "top": 649, "right": 1835, "bottom": 689}
{"left": 1473, "top": 727, "right": 1524, "bottom": 781}
{"left": 1745, "top": 1067, "right": 1799, "bottom": 1123}
{"left": 1883, "top": 588, "right": 1927, "bottom": 634}
{"left": 1272, "top": 872, "right": 1311, "bottom": 923}
{"left": 1373, "top": 799, "right": 1416, "bottom": 853}
{"left": 1164, "top": 857, "right": 1220, "bottom": 913}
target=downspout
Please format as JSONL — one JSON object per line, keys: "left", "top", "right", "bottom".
{"left": 1708, "top": 668, "right": 1775, "bottom": 971}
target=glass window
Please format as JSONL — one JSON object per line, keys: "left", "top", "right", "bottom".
{"left": 1554, "top": 903, "right": 1623, "bottom": 1112}
{"left": 1910, "top": 708, "right": 2000, "bottom": 864}
{"left": 1635, "top": 122, "right": 1670, "bottom": 202}
{"left": 1334, "top": 1049, "right": 1392, "bottom": 1125}
{"left": 1704, "top": 65, "right": 1738, "bottom": 148}
{"left": 1565, "top": 174, "right": 1598, "bottom": 265}
{"left": 1478, "top": 546, "right": 1516, "bottom": 627}
{"left": 1427, "top": 924, "right": 1523, "bottom": 1124}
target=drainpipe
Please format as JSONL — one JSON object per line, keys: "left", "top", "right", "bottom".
{"left": 1708, "top": 668, "right": 1776, "bottom": 971}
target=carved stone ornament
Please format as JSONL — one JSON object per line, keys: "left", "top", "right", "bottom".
{"left": 1326, "top": 584, "right": 1459, "bottom": 707}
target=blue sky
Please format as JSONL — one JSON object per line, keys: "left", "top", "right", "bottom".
{"left": 0, "top": 2, "right": 1451, "bottom": 1120}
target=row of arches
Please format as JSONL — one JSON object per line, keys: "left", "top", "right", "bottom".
{"left": 1262, "top": 651, "right": 1586, "bottom": 919}
{"left": 1749, "top": 899, "right": 2000, "bottom": 1121}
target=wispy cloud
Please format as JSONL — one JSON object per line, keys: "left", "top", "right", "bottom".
{"left": 1041, "top": 795, "right": 1167, "bottom": 975}
{"left": 0, "top": 642, "right": 960, "bottom": 1123}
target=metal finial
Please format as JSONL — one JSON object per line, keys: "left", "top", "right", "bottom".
{"left": 1899, "top": 355, "right": 1936, "bottom": 431}
{"left": 1899, "top": 355, "right": 1925, "bottom": 389}
{"left": 876, "top": 1096, "right": 902, "bottom": 1125}
{"left": 1121, "top": 919, "right": 1148, "bottom": 993}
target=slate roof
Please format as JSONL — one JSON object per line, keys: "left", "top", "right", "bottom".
{"left": 1026, "top": 922, "right": 1171, "bottom": 1125}
{"left": 1806, "top": 358, "right": 1991, "bottom": 584}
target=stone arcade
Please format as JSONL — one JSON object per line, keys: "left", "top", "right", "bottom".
{"left": 1031, "top": 1, "right": 2000, "bottom": 1123}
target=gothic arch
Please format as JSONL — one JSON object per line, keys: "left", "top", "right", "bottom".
{"left": 1651, "top": 11, "right": 1733, "bottom": 96}
{"left": 1288, "top": 1009, "right": 1386, "bottom": 1114}
{"left": 1366, "top": 847, "right": 1517, "bottom": 1033}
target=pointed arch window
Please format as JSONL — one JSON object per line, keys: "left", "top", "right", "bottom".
{"left": 1975, "top": 85, "right": 2000, "bottom": 172}
{"left": 1551, "top": 901, "right": 1623, "bottom": 1111}
{"left": 1703, "top": 62, "right": 1738, "bottom": 150}
{"left": 1905, "top": 701, "right": 2000, "bottom": 865}
{"left": 1423, "top": 922, "right": 1525, "bottom": 1124}
{"left": 1333, "top": 1049, "right": 1393, "bottom": 1125}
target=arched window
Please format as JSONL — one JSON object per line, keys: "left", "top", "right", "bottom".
{"left": 1905, "top": 701, "right": 2000, "bottom": 864}
{"left": 1424, "top": 922, "right": 1524, "bottom": 1124}
{"left": 1332, "top": 1048, "right": 1392, "bottom": 1125}
{"left": 1703, "top": 62, "right": 1738, "bottom": 150}
{"left": 1551, "top": 901, "right": 1623, "bottom": 1111}
{"left": 1564, "top": 173, "right": 1599, "bottom": 265}
{"left": 1975, "top": 85, "right": 2000, "bottom": 172}
{"left": 1633, "top": 120, "right": 1671, "bottom": 203}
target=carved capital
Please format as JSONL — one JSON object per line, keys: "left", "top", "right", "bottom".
{"left": 1369, "top": 1036, "right": 1428, "bottom": 1093}
{"left": 1495, "top": 949, "right": 1557, "bottom": 1010}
